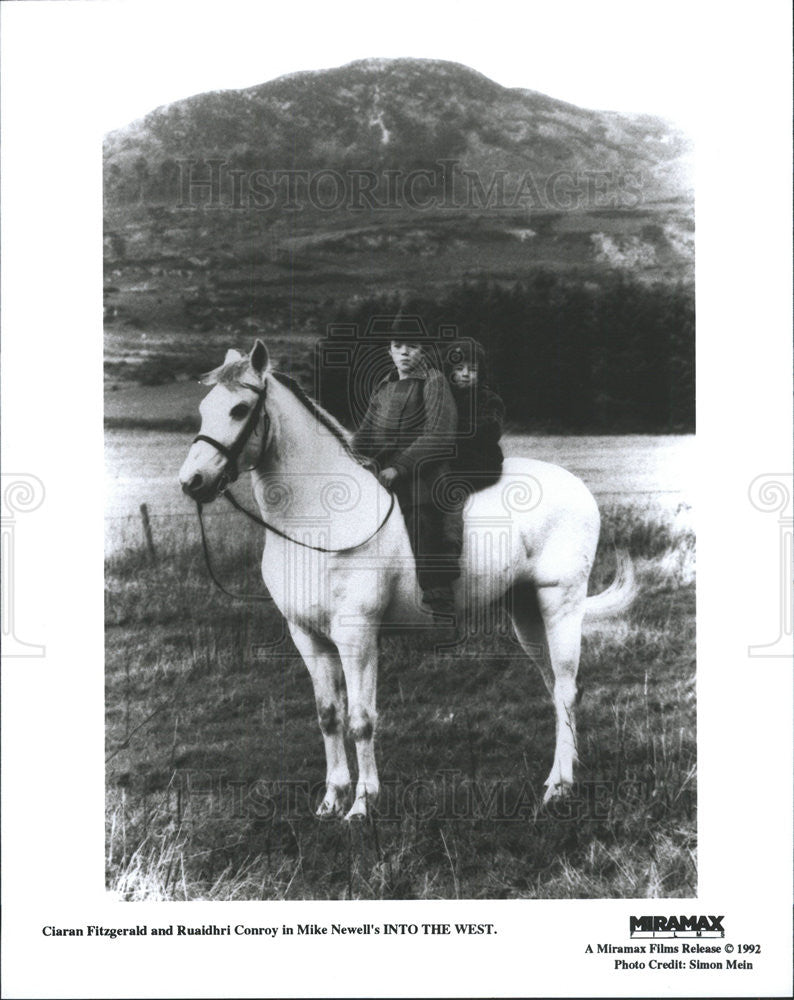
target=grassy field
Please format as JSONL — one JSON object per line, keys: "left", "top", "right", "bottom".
{"left": 105, "top": 429, "right": 695, "bottom": 900}
{"left": 103, "top": 203, "right": 694, "bottom": 389}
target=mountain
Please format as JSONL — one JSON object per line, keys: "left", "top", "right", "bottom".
{"left": 105, "top": 57, "right": 691, "bottom": 204}
{"left": 103, "top": 58, "right": 694, "bottom": 385}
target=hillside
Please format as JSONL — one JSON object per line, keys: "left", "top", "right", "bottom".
{"left": 103, "top": 58, "right": 694, "bottom": 387}
{"left": 104, "top": 57, "right": 691, "bottom": 203}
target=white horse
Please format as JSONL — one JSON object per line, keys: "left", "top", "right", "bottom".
{"left": 179, "top": 340, "right": 635, "bottom": 820}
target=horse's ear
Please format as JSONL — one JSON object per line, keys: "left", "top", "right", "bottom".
{"left": 198, "top": 347, "right": 243, "bottom": 385}
{"left": 198, "top": 365, "right": 221, "bottom": 386}
{"left": 250, "top": 339, "right": 270, "bottom": 376}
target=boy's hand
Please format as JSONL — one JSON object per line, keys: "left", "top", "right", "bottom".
{"left": 378, "top": 467, "right": 400, "bottom": 489}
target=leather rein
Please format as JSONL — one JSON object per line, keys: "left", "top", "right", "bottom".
{"left": 192, "top": 379, "right": 395, "bottom": 600}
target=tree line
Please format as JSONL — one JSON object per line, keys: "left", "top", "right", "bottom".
{"left": 312, "top": 273, "right": 695, "bottom": 434}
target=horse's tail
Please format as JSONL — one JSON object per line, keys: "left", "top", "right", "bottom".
{"left": 584, "top": 549, "right": 637, "bottom": 620}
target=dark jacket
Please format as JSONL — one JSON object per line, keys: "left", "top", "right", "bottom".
{"left": 450, "top": 384, "right": 505, "bottom": 490}
{"left": 352, "top": 368, "right": 458, "bottom": 505}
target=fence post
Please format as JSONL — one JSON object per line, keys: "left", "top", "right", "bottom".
{"left": 139, "top": 503, "right": 156, "bottom": 560}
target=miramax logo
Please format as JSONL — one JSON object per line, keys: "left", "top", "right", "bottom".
{"left": 629, "top": 915, "right": 725, "bottom": 938}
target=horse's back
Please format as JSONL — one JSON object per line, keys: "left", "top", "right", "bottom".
{"left": 465, "top": 456, "right": 598, "bottom": 525}
{"left": 461, "top": 456, "right": 600, "bottom": 591}
{"left": 369, "top": 455, "right": 601, "bottom": 621}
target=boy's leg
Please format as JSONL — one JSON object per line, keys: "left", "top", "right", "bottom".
{"left": 441, "top": 500, "right": 464, "bottom": 560}
{"left": 412, "top": 503, "right": 459, "bottom": 622}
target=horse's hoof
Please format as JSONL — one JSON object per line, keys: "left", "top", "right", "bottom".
{"left": 344, "top": 800, "right": 369, "bottom": 823}
{"left": 543, "top": 780, "right": 574, "bottom": 805}
{"left": 315, "top": 782, "right": 350, "bottom": 819}
{"left": 316, "top": 791, "right": 347, "bottom": 819}
{"left": 316, "top": 802, "right": 343, "bottom": 819}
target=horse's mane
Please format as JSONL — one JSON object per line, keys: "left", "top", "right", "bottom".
{"left": 269, "top": 370, "right": 359, "bottom": 460}
{"left": 205, "top": 356, "right": 365, "bottom": 464}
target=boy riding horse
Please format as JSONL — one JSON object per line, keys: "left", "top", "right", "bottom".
{"left": 352, "top": 331, "right": 459, "bottom": 623}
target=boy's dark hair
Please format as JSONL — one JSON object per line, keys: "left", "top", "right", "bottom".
{"left": 443, "top": 339, "right": 489, "bottom": 379}
{"left": 382, "top": 314, "right": 444, "bottom": 371}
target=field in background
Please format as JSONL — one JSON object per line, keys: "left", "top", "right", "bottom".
{"left": 105, "top": 407, "right": 694, "bottom": 534}
{"left": 105, "top": 428, "right": 695, "bottom": 899}
{"left": 104, "top": 203, "right": 693, "bottom": 391}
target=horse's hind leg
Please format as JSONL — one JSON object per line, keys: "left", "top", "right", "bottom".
{"left": 509, "top": 583, "right": 554, "bottom": 696}
{"left": 288, "top": 623, "right": 350, "bottom": 817}
{"left": 510, "top": 582, "right": 585, "bottom": 802}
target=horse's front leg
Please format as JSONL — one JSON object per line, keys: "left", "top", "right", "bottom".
{"left": 334, "top": 624, "right": 380, "bottom": 820}
{"left": 288, "top": 623, "right": 350, "bottom": 817}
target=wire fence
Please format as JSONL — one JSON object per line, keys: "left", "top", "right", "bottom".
{"left": 105, "top": 488, "right": 692, "bottom": 560}
{"left": 105, "top": 488, "right": 688, "bottom": 520}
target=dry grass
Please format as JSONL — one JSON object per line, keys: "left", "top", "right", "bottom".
{"left": 106, "top": 497, "right": 695, "bottom": 900}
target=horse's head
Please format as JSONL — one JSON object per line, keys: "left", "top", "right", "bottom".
{"left": 179, "top": 340, "right": 271, "bottom": 502}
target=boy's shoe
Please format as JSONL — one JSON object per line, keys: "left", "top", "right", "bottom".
{"left": 420, "top": 587, "right": 457, "bottom": 625}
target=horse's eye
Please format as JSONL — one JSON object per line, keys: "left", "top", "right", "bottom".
{"left": 230, "top": 403, "right": 250, "bottom": 419}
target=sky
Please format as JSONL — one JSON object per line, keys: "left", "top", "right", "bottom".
{"left": 6, "top": 0, "right": 703, "bottom": 136}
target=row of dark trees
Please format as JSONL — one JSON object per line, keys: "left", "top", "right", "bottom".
{"left": 311, "top": 273, "right": 695, "bottom": 434}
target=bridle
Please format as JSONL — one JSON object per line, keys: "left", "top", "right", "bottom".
{"left": 190, "top": 376, "right": 396, "bottom": 602}
{"left": 192, "top": 381, "right": 270, "bottom": 493}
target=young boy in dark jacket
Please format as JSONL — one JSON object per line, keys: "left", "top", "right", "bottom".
{"left": 352, "top": 338, "right": 459, "bottom": 621}
{"left": 446, "top": 339, "right": 505, "bottom": 491}
{"left": 440, "top": 339, "right": 505, "bottom": 556}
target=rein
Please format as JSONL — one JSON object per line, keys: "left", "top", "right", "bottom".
{"left": 195, "top": 489, "right": 395, "bottom": 601}
{"left": 216, "top": 486, "right": 396, "bottom": 553}
{"left": 191, "top": 375, "right": 396, "bottom": 600}
{"left": 195, "top": 499, "right": 273, "bottom": 603}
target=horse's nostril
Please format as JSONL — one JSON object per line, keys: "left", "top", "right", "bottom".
{"left": 183, "top": 473, "right": 203, "bottom": 496}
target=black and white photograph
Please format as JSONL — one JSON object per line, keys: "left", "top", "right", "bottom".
{"left": 2, "top": 1, "right": 792, "bottom": 997}
{"left": 103, "top": 44, "right": 696, "bottom": 898}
